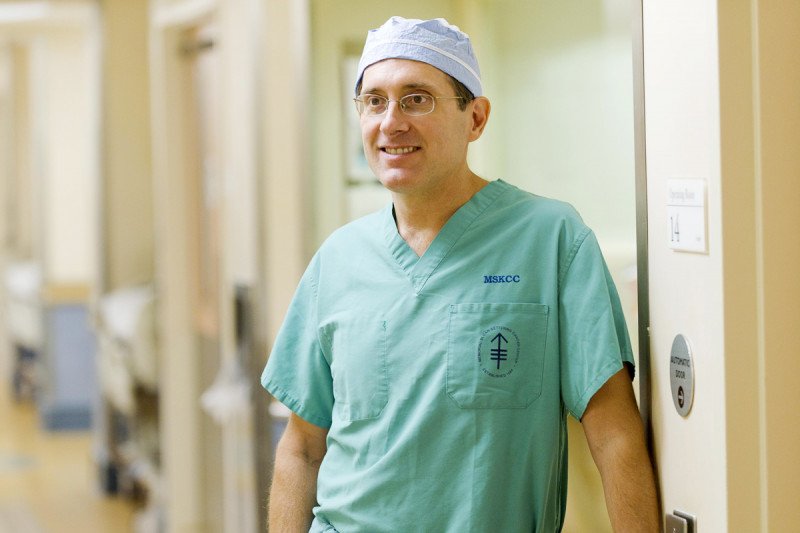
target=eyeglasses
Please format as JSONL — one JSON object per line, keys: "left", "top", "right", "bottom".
{"left": 353, "top": 93, "right": 464, "bottom": 117}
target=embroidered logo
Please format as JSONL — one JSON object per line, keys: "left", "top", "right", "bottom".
{"left": 477, "top": 325, "right": 520, "bottom": 378}
{"left": 483, "top": 275, "right": 520, "bottom": 283}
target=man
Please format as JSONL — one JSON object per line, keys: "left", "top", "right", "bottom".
{"left": 263, "top": 16, "right": 659, "bottom": 532}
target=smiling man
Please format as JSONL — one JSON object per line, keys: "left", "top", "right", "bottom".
{"left": 263, "top": 16, "right": 659, "bottom": 532}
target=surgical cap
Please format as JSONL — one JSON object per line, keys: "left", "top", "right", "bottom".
{"left": 355, "top": 16, "right": 483, "bottom": 97}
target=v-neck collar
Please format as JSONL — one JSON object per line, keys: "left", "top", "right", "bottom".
{"left": 382, "top": 180, "right": 509, "bottom": 294}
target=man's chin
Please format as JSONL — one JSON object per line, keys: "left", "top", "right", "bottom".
{"left": 376, "top": 173, "right": 420, "bottom": 194}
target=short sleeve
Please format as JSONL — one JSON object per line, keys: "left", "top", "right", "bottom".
{"left": 261, "top": 255, "right": 334, "bottom": 429}
{"left": 558, "top": 230, "right": 635, "bottom": 419}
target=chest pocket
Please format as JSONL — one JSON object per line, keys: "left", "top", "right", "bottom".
{"left": 326, "top": 317, "right": 389, "bottom": 422}
{"left": 447, "top": 302, "right": 549, "bottom": 409}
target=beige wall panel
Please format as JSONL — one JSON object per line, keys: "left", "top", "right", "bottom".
{"left": 102, "top": 0, "right": 154, "bottom": 289}
{"left": 718, "top": 1, "right": 762, "bottom": 530}
{"left": 6, "top": 44, "right": 35, "bottom": 258}
{"left": 756, "top": 3, "right": 800, "bottom": 529}
{"left": 718, "top": 2, "right": 800, "bottom": 529}
{"left": 261, "top": 0, "right": 312, "bottom": 344}
{"left": 0, "top": 45, "right": 10, "bottom": 379}
{"left": 40, "top": 26, "right": 100, "bottom": 284}
{"left": 219, "top": 0, "right": 259, "bottom": 288}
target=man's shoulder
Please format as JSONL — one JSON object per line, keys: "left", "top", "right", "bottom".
{"left": 494, "top": 181, "right": 586, "bottom": 229}
{"left": 318, "top": 207, "right": 387, "bottom": 253}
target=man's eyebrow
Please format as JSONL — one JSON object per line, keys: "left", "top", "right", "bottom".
{"left": 360, "top": 82, "right": 438, "bottom": 94}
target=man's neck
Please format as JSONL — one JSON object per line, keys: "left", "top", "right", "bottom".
{"left": 392, "top": 173, "right": 489, "bottom": 257}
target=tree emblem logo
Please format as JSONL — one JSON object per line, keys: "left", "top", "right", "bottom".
{"left": 477, "top": 326, "right": 520, "bottom": 378}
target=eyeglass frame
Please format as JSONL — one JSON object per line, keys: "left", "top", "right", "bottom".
{"left": 353, "top": 93, "right": 465, "bottom": 117}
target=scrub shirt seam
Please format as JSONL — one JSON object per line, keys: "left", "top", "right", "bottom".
{"left": 318, "top": 322, "right": 333, "bottom": 362}
{"left": 557, "top": 228, "right": 591, "bottom": 290}
{"left": 309, "top": 264, "right": 334, "bottom": 364}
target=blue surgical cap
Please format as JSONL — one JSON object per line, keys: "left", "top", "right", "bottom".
{"left": 355, "top": 16, "right": 483, "bottom": 97}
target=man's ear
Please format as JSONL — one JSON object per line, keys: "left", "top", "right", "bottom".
{"left": 468, "top": 96, "right": 491, "bottom": 142}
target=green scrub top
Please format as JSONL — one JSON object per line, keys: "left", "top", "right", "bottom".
{"left": 262, "top": 180, "right": 634, "bottom": 532}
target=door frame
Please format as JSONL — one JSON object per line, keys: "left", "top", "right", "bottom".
{"left": 149, "top": 2, "right": 220, "bottom": 530}
{"left": 631, "top": 0, "right": 652, "bottom": 438}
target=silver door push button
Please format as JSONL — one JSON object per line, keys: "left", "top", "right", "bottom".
{"left": 670, "top": 334, "right": 694, "bottom": 417}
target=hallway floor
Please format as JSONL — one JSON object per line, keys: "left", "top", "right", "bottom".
{"left": 0, "top": 378, "right": 134, "bottom": 533}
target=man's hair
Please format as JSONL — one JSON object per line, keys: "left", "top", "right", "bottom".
{"left": 355, "top": 73, "right": 476, "bottom": 112}
{"left": 449, "top": 76, "right": 475, "bottom": 111}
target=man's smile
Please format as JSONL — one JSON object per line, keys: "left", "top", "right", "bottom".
{"left": 381, "top": 146, "right": 421, "bottom": 155}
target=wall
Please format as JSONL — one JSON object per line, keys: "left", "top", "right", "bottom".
{"left": 0, "top": 42, "right": 36, "bottom": 260}
{"left": 752, "top": 3, "right": 800, "bottom": 527}
{"left": 0, "top": 2, "right": 101, "bottom": 288}
{"left": 477, "top": 0, "right": 635, "bottom": 250}
{"left": 38, "top": 23, "right": 100, "bottom": 286}
{"left": 647, "top": 1, "right": 800, "bottom": 530}
{"left": 0, "top": 1, "right": 100, "bottom": 377}
{"left": 718, "top": 1, "right": 800, "bottom": 530}
{"left": 0, "top": 45, "right": 10, "bottom": 379}
{"left": 219, "top": 0, "right": 260, "bottom": 291}
{"left": 258, "top": 0, "right": 311, "bottom": 345}
{"left": 718, "top": 3, "right": 760, "bottom": 529}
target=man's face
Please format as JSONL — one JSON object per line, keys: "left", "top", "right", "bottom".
{"left": 358, "top": 59, "right": 478, "bottom": 196}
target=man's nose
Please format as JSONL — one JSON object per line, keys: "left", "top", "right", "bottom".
{"left": 379, "top": 101, "right": 410, "bottom": 134}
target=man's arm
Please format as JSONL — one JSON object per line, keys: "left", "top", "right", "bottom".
{"left": 581, "top": 368, "right": 661, "bottom": 532}
{"left": 269, "top": 412, "right": 329, "bottom": 532}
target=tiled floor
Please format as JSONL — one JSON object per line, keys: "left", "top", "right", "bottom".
{"left": 0, "top": 379, "right": 134, "bottom": 533}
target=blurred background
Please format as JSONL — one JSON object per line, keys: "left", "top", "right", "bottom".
{"left": 0, "top": 1, "right": 640, "bottom": 531}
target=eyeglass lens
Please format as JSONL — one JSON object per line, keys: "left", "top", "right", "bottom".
{"left": 356, "top": 94, "right": 435, "bottom": 116}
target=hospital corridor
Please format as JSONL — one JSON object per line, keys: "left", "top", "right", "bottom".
{"left": 0, "top": 1, "right": 798, "bottom": 532}
{"left": 0, "top": 377, "right": 135, "bottom": 531}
